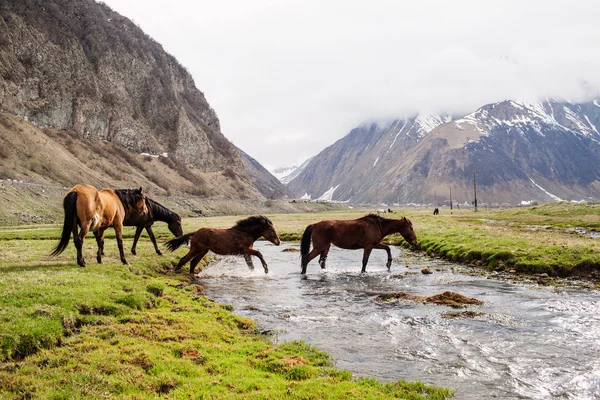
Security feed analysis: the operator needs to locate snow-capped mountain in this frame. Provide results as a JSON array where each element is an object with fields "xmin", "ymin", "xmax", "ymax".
[
  {"xmin": 271, "ymin": 157, "xmax": 313, "ymax": 184},
  {"xmin": 288, "ymin": 100, "xmax": 600, "ymax": 204},
  {"xmin": 287, "ymin": 113, "xmax": 453, "ymax": 202}
]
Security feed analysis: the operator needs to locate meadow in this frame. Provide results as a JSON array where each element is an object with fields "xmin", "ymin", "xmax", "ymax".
[
  {"xmin": 1, "ymin": 202, "xmax": 599, "ymax": 398},
  {"xmin": 0, "ymin": 213, "xmax": 452, "ymax": 399}
]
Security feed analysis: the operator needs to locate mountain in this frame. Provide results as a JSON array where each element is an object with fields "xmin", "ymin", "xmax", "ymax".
[
  {"xmin": 288, "ymin": 100, "xmax": 600, "ymax": 204},
  {"xmin": 0, "ymin": 0, "xmax": 264, "ymax": 198},
  {"xmin": 238, "ymin": 149, "xmax": 291, "ymax": 199},
  {"xmin": 287, "ymin": 113, "xmax": 453, "ymax": 202},
  {"xmin": 271, "ymin": 157, "xmax": 313, "ymax": 184}
]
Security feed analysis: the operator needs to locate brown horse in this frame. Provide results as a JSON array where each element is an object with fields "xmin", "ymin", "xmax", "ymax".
[
  {"xmin": 300, "ymin": 214, "xmax": 418, "ymax": 274},
  {"xmin": 124, "ymin": 197, "xmax": 183, "ymax": 256},
  {"xmin": 165, "ymin": 215, "xmax": 280, "ymax": 274},
  {"xmin": 51, "ymin": 184, "xmax": 147, "ymax": 266}
]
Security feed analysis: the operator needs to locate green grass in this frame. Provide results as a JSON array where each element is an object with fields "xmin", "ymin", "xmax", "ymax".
[
  {"xmin": 385, "ymin": 203, "xmax": 600, "ymax": 277},
  {"xmin": 0, "ymin": 224, "xmax": 452, "ymax": 399}
]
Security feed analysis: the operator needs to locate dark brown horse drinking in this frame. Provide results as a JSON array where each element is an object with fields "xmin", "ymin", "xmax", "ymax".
[
  {"xmin": 165, "ymin": 215, "xmax": 280, "ymax": 274},
  {"xmin": 124, "ymin": 197, "xmax": 183, "ymax": 256},
  {"xmin": 300, "ymin": 214, "xmax": 418, "ymax": 274},
  {"xmin": 51, "ymin": 184, "xmax": 147, "ymax": 267}
]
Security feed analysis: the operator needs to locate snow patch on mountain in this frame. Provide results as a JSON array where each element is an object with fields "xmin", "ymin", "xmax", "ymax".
[
  {"xmin": 529, "ymin": 178, "xmax": 563, "ymax": 201},
  {"xmin": 317, "ymin": 185, "xmax": 340, "ymax": 201},
  {"xmin": 414, "ymin": 113, "xmax": 452, "ymax": 136},
  {"xmin": 389, "ymin": 121, "xmax": 408, "ymax": 149}
]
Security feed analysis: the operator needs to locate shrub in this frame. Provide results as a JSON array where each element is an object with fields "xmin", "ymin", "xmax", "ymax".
[{"xmin": 222, "ymin": 167, "xmax": 237, "ymax": 180}]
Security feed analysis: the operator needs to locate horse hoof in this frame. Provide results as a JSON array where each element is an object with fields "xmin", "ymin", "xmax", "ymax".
[
  {"xmin": 157, "ymin": 251, "xmax": 163, "ymax": 256},
  {"xmin": 131, "ymin": 250, "xmax": 137, "ymax": 256}
]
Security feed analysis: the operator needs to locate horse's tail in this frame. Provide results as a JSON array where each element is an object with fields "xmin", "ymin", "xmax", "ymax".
[
  {"xmin": 300, "ymin": 224, "xmax": 314, "ymax": 263},
  {"xmin": 164, "ymin": 232, "xmax": 194, "ymax": 252},
  {"xmin": 51, "ymin": 192, "xmax": 77, "ymax": 257}
]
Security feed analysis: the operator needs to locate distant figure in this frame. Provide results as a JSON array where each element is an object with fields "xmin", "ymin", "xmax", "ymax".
[
  {"xmin": 433, "ymin": 208, "xmax": 439, "ymax": 215},
  {"xmin": 388, "ymin": 208, "xmax": 394, "ymax": 213}
]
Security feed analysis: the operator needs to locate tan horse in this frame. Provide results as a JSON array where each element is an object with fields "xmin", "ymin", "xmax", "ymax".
[
  {"xmin": 165, "ymin": 215, "xmax": 280, "ymax": 274},
  {"xmin": 51, "ymin": 184, "xmax": 147, "ymax": 266},
  {"xmin": 300, "ymin": 214, "xmax": 418, "ymax": 274}
]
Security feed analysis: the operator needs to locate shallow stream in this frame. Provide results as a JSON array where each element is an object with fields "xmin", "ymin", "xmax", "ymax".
[{"xmin": 198, "ymin": 242, "xmax": 600, "ymax": 399}]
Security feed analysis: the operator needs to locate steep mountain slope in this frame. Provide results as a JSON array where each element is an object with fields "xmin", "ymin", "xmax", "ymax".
[
  {"xmin": 289, "ymin": 100, "xmax": 600, "ymax": 204},
  {"xmin": 238, "ymin": 148, "xmax": 291, "ymax": 199},
  {"xmin": 0, "ymin": 113, "xmax": 262, "ymax": 200},
  {"xmin": 0, "ymin": 0, "xmax": 263, "ymax": 198},
  {"xmin": 287, "ymin": 114, "xmax": 452, "ymax": 201}
]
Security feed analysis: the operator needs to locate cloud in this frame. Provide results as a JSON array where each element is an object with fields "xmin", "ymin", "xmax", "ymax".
[{"xmin": 103, "ymin": 0, "xmax": 600, "ymax": 169}]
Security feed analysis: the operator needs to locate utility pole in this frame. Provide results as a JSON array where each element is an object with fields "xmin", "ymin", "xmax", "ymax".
[
  {"xmin": 473, "ymin": 168, "xmax": 478, "ymax": 212},
  {"xmin": 449, "ymin": 185, "xmax": 453, "ymax": 211}
]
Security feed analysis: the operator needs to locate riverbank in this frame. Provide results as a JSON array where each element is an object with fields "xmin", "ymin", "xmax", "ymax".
[{"xmin": 0, "ymin": 227, "xmax": 452, "ymax": 399}]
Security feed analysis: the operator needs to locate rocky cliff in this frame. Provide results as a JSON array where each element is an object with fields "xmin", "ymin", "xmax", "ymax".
[{"xmin": 0, "ymin": 0, "xmax": 253, "ymax": 187}]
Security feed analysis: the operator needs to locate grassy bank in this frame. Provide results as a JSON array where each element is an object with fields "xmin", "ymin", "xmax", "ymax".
[{"xmin": 0, "ymin": 226, "xmax": 452, "ymax": 399}]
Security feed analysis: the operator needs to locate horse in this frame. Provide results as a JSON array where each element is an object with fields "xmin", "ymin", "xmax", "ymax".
[
  {"xmin": 51, "ymin": 184, "xmax": 147, "ymax": 267},
  {"xmin": 165, "ymin": 215, "xmax": 280, "ymax": 274},
  {"xmin": 433, "ymin": 208, "xmax": 439, "ymax": 215},
  {"xmin": 300, "ymin": 214, "xmax": 418, "ymax": 274},
  {"xmin": 123, "ymin": 197, "xmax": 183, "ymax": 256}
]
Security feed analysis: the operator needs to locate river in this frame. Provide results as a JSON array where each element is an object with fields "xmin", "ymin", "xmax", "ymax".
[{"xmin": 198, "ymin": 242, "xmax": 600, "ymax": 399}]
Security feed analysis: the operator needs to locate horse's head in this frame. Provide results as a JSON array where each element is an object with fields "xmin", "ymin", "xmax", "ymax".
[
  {"xmin": 132, "ymin": 187, "xmax": 148, "ymax": 216},
  {"xmin": 168, "ymin": 214, "xmax": 184, "ymax": 237},
  {"xmin": 399, "ymin": 217, "xmax": 418, "ymax": 247},
  {"xmin": 262, "ymin": 219, "xmax": 281, "ymax": 246}
]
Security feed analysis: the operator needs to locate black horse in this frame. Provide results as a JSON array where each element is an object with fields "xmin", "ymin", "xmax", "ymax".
[{"xmin": 124, "ymin": 197, "xmax": 183, "ymax": 255}]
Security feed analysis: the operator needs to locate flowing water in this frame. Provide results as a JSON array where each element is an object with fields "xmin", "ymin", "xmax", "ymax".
[{"xmin": 198, "ymin": 242, "xmax": 600, "ymax": 399}]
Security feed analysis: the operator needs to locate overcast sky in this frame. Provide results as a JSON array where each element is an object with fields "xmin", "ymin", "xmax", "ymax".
[{"xmin": 103, "ymin": 0, "xmax": 600, "ymax": 170}]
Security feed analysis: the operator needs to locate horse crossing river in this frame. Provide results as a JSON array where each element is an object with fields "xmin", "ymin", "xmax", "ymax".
[{"xmin": 197, "ymin": 242, "xmax": 600, "ymax": 399}]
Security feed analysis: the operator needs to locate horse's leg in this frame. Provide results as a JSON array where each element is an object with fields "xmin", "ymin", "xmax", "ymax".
[
  {"xmin": 318, "ymin": 244, "xmax": 331, "ymax": 269},
  {"xmin": 131, "ymin": 225, "xmax": 143, "ymax": 255},
  {"xmin": 245, "ymin": 249, "xmax": 269, "ymax": 274},
  {"xmin": 301, "ymin": 248, "xmax": 322, "ymax": 274},
  {"xmin": 174, "ymin": 248, "xmax": 201, "ymax": 272},
  {"xmin": 361, "ymin": 246, "xmax": 373, "ymax": 273},
  {"xmin": 243, "ymin": 254, "xmax": 254, "ymax": 270},
  {"xmin": 94, "ymin": 228, "xmax": 106, "ymax": 264},
  {"xmin": 76, "ymin": 223, "xmax": 90, "ymax": 267},
  {"xmin": 72, "ymin": 220, "xmax": 85, "ymax": 267},
  {"xmin": 146, "ymin": 226, "xmax": 162, "ymax": 256},
  {"xmin": 189, "ymin": 249, "xmax": 208, "ymax": 274},
  {"xmin": 374, "ymin": 243, "xmax": 393, "ymax": 270},
  {"xmin": 113, "ymin": 223, "xmax": 128, "ymax": 265}
]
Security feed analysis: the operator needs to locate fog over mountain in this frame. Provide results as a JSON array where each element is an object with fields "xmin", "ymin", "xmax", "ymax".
[{"xmin": 101, "ymin": 0, "xmax": 600, "ymax": 169}]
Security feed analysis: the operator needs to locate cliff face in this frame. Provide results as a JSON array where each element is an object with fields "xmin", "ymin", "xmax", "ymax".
[{"xmin": 0, "ymin": 0, "xmax": 242, "ymax": 173}]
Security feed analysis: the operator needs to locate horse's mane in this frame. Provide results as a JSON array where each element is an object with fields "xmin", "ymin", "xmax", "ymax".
[
  {"xmin": 360, "ymin": 213, "xmax": 385, "ymax": 223},
  {"xmin": 114, "ymin": 188, "xmax": 144, "ymax": 210},
  {"xmin": 146, "ymin": 197, "xmax": 179, "ymax": 222},
  {"xmin": 235, "ymin": 215, "xmax": 273, "ymax": 232}
]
